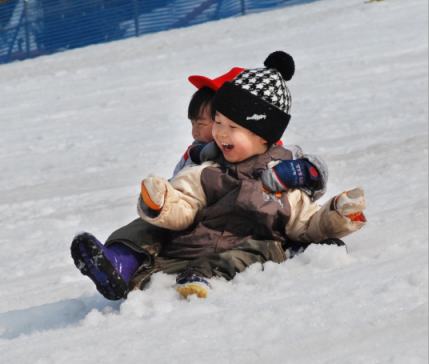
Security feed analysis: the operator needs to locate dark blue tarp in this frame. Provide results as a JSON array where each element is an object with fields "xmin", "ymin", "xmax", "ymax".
[{"xmin": 0, "ymin": 0, "xmax": 319, "ymax": 64}]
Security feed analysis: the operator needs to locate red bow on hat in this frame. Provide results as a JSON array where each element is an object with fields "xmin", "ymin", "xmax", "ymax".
[{"xmin": 188, "ymin": 67, "xmax": 245, "ymax": 91}]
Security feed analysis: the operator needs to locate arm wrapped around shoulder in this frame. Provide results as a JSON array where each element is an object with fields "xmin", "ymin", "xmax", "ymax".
[{"xmin": 137, "ymin": 164, "xmax": 210, "ymax": 231}]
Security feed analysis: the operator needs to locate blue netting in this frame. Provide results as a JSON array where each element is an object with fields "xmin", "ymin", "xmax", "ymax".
[{"xmin": 0, "ymin": 0, "xmax": 319, "ymax": 64}]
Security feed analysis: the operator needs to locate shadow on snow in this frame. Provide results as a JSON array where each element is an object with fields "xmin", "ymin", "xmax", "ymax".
[{"xmin": 0, "ymin": 295, "xmax": 121, "ymax": 340}]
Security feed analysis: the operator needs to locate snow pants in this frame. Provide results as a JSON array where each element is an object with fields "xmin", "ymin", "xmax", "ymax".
[
  {"xmin": 105, "ymin": 218, "xmax": 169, "ymax": 256},
  {"xmin": 129, "ymin": 238, "xmax": 287, "ymax": 290},
  {"xmin": 105, "ymin": 218, "xmax": 287, "ymax": 291}
]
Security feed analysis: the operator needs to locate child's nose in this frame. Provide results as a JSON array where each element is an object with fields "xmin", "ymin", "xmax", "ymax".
[{"xmin": 217, "ymin": 127, "xmax": 227, "ymax": 137}]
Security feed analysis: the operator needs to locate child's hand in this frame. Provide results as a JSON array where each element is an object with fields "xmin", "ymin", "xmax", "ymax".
[
  {"xmin": 199, "ymin": 142, "xmax": 221, "ymax": 163},
  {"xmin": 261, "ymin": 155, "xmax": 328, "ymax": 200},
  {"xmin": 334, "ymin": 187, "xmax": 366, "ymax": 222},
  {"xmin": 188, "ymin": 142, "xmax": 220, "ymax": 164},
  {"xmin": 273, "ymin": 159, "xmax": 320, "ymax": 188},
  {"xmin": 188, "ymin": 143, "xmax": 206, "ymax": 164},
  {"xmin": 140, "ymin": 176, "xmax": 167, "ymax": 211}
]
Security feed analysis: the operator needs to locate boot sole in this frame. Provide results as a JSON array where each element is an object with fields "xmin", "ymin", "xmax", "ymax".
[
  {"xmin": 71, "ymin": 233, "xmax": 129, "ymax": 300},
  {"xmin": 176, "ymin": 282, "xmax": 209, "ymax": 299}
]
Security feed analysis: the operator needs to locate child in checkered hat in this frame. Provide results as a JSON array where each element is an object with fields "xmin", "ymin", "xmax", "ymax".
[{"xmin": 135, "ymin": 51, "xmax": 366, "ymax": 298}]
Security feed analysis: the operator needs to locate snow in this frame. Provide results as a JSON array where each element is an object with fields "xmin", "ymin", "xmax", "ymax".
[{"xmin": 0, "ymin": 0, "xmax": 427, "ymax": 362}]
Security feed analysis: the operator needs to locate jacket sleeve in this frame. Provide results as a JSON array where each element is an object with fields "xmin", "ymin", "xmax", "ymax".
[
  {"xmin": 137, "ymin": 162, "xmax": 216, "ymax": 231},
  {"xmin": 286, "ymin": 189, "xmax": 365, "ymax": 242},
  {"xmin": 172, "ymin": 146, "xmax": 195, "ymax": 178}
]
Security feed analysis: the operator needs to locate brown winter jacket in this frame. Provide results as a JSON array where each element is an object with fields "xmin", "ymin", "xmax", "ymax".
[
  {"xmin": 159, "ymin": 146, "xmax": 293, "ymax": 258},
  {"xmin": 137, "ymin": 145, "xmax": 365, "ymax": 259}
]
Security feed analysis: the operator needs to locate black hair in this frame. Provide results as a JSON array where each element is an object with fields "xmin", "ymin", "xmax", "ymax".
[{"xmin": 187, "ymin": 87, "xmax": 216, "ymax": 121}]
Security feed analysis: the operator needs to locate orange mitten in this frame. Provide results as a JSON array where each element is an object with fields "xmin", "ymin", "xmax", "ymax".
[
  {"xmin": 334, "ymin": 187, "xmax": 367, "ymax": 222},
  {"xmin": 140, "ymin": 176, "xmax": 166, "ymax": 212}
]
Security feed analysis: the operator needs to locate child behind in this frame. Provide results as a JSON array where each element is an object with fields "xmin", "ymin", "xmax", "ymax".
[{"xmin": 172, "ymin": 67, "xmax": 244, "ymax": 176}]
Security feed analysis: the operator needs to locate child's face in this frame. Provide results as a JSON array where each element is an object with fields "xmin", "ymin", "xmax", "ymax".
[
  {"xmin": 191, "ymin": 105, "xmax": 214, "ymax": 143},
  {"xmin": 212, "ymin": 112, "xmax": 268, "ymax": 163}
]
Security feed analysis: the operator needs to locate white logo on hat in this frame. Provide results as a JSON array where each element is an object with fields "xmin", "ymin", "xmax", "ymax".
[{"xmin": 246, "ymin": 114, "xmax": 266, "ymax": 121}]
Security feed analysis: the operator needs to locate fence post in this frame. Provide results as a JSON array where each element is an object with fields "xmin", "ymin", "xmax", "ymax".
[
  {"xmin": 240, "ymin": 0, "xmax": 246, "ymax": 15},
  {"xmin": 23, "ymin": 0, "xmax": 30, "ymax": 57},
  {"xmin": 133, "ymin": 0, "xmax": 140, "ymax": 36}
]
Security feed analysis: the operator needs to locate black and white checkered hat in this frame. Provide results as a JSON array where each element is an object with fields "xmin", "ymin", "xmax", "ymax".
[
  {"xmin": 214, "ymin": 51, "xmax": 295, "ymax": 144},
  {"xmin": 233, "ymin": 67, "xmax": 292, "ymax": 114}
]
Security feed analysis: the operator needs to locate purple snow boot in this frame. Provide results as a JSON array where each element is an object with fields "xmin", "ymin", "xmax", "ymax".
[{"xmin": 71, "ymin": 232, "xmax": 143, "ymax": 300}]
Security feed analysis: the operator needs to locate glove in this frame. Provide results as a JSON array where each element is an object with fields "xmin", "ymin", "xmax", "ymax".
[
  {"xmin": 199, "ymin": 141, "xmax": 221, "ymax": 162},
  {"xmin": 188, "ymin": 143, "xmax": 206, "ymax": 164},
  {"xmin": 333, "ymin": 187, "xmax": 366, "ymax": 222},
  {"xmin": 140, "ymin": 176, "xmax": 166, "ymax": 213},
  {"xmin": 261, "ymin": 154, "xmax": 328, "ymax": 201},
  {"xmin": 188, "ymin": 142, "xmax": 221, "ymax": 164},
  {"xmin": 262, "ymin": 159, "xmax": 321, "ymax": 194},
  {"xmin": 273, "ymin": 159, "xmax": 321, "ymax": 188},
  {"xmin": 301, "ymin": 154, "xmax": 328, "ymax": 200}
]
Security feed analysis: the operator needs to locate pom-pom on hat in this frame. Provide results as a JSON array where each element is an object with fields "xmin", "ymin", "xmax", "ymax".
[
  {"xmin": 188, "ymin": 67, "xmax": 245, "ymax": 91},
  {"xmin": 214, "ymin": 51, "xmax": 295, "ymax": 145}
]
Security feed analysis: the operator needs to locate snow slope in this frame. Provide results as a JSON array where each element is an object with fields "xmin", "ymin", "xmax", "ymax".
[{"xmin": 0, "ymin": 0, "xmax": 427, "ymax": 362}]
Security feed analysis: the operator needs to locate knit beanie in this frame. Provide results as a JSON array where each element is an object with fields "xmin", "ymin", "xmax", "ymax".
[{"xmin": 213, "ymin": 51, "xmax": 295, "ymax": 145}]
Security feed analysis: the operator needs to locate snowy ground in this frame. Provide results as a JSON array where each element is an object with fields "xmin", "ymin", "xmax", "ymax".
[{"xmin": 0, "ymin": 0, "xmax": 427, "ymax": 363}]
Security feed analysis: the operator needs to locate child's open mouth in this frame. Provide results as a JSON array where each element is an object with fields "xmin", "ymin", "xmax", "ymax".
[{"xmin": 221, "ymin": 143, "xmax": 234, "ymax": 151}]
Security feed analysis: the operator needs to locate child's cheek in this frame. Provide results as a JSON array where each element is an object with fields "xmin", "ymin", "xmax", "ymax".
[{"xmin": 205, "ymin": 127, "xmax": 213, "ymax": 141}]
